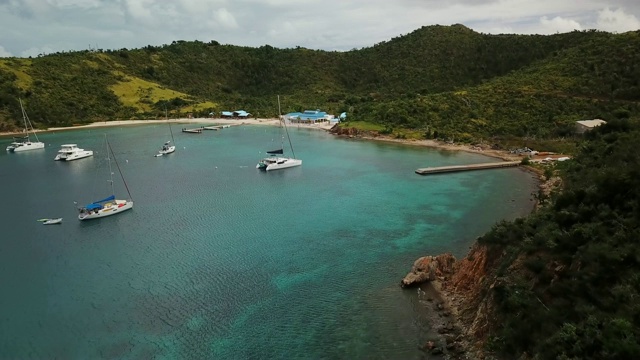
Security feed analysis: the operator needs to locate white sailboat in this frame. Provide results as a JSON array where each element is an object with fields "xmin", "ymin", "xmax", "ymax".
[
  {"xmin": 256, "ymin": 95, "xmax": 302, "ymax": 171},
  {"xmin": 6, "ymin": 99, "xmax": 45, "ymax": 152},
  {"xmin": 77, "ymin": 135, "xmax": 133, "ymax": 220},
  {"xmin": 155, "ymin": 107, "xmax": 176, "ymax": 157}
]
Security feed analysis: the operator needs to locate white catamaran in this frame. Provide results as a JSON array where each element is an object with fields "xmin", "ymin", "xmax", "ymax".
[
  {"xmin": 256, "ymin": 95, "xmax": 302, "ymax": 171},
  {"xmin": 54, "ymin": 144, "xmax": 93, "ymax": 161},
  {"xmin": 77, "ymin": 135, "xmax": 133, "ymax": 220},
  {"xmin": 6, "ymin": 99, "xmax": 45, "ymax": 152}
]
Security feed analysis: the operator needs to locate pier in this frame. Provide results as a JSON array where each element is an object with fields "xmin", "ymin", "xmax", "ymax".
[
  {"xmin": 415, "ymin": 161, "xmax": 521, "ymax": 175},
  {"xmin": 182, "ymin": 127, "xmax": 203, "ymax": 134}
]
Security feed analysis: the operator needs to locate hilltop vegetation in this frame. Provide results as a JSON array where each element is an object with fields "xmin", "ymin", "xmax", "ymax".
[{"xmin": 0, "ymin": 24, "xmax": 639, "ymax": 143}]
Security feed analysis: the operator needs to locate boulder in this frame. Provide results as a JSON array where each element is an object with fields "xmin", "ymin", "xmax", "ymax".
[{"xmin": 401, "ymin": 253, "xmax": 456, "ymax": 287}]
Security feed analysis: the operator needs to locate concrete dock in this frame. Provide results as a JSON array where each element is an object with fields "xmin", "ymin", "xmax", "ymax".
[{"xmin": 415, "ymin": 161, "xmax": 521, "ymax": 175}]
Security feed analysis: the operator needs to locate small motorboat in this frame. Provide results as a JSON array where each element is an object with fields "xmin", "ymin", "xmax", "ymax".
[{"xmin": 42, "ymin": 218, "xmax": 63, "ymax": 225}]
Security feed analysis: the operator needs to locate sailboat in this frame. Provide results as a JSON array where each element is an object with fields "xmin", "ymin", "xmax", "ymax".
[
  {"xmin": 256, "ymin": 95, "xmax": 302, "ymax": 171},
  {"xmin": 6, "ymin": 98, "xmax": 45, "ymax": 152},
  {"xmin": 155, "ymin": 107, "xmax": 176, "ymax": 157},
  {"xmin": 77, "ymin": 135, "xmax": 133, "ymax": 220}
]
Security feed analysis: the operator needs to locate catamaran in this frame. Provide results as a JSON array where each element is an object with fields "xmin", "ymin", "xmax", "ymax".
[
  {"xmin": 77, "ymin": 135, "xmax": 133, "ymax": 220},
  {"xmin": 6, "ymin": 99, "xmax": 45, "ymax": 152},
  {"xmin": 257, "ymin": 95, "xmax": 302, "ymax": 171},
  {"xmin": 54, "ymin": 144, "xmax": 93, "ymax": 161}
]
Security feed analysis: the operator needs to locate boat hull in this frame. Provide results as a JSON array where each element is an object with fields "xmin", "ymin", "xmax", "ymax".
[
  {"xmin": 43, "ymin": 218, "xmax": 63, "ymax": 225},
  {"xmin": 78, "ymin": 200, "xmax": 134, "ymax": 221},
  {"xmin": 55, "ymin": 150, "xmax": 93, "ymax": 161},
  {"xmin": 9, "ymin": 142, "xmax": 45, "ymax": 152},
  {"xmin": 155, "ymin": 146, "xmax": 176, "ymax": 157}
]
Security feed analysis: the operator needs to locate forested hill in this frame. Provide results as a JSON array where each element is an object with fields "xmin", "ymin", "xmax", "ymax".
[
  {"xmin": 476, "ymin": 118, "xmax": 640, "ymax": 358},
  {"xmin": 0, "ymin": 24, "xmax": 639, "ymax": 140}
]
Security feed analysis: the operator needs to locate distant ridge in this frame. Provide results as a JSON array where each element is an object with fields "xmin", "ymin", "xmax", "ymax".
[{"xmin": 0, "ymin": 24, "xmax": 638, "ymax": 140}]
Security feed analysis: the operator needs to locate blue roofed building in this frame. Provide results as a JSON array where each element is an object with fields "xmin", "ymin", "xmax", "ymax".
[
  {"xmin": 284, "ymin": 109, "xmax": 336, "ymax": 123},
  {"xmin": 220, "ymin": 110, "xmax": 252, "ymax": 118},
  {"xmin": 233, "ymin": 110, "xmax": 251, "ymax": 118}
]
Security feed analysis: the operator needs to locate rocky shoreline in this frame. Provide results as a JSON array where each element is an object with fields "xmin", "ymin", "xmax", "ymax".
[
  {"xmin": 400, "ymin": 246, "xmax": 498, "ymax": 359},
  {"xmin": 328, "ymin": 127, "xmax": 562, "ymax": 359},
  {"xmin": 397, "ymin": 177, "xmax": 560, "ymax": 360}
]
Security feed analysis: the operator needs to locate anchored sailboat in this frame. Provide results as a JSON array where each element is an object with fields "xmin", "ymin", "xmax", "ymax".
[
  {"xmin": 6, "ymin": 98, "xmax": 45, "ymax": 152},
  {"xmin": 256, "ymin": 95, "xmax": 302, "ymax": 171},
  {"xmin": 155, "ymin": 107, "xmax": 176, "ymax": 157},
  {"xmin": 77, "ymin": 135, "xmax": 133, "ymax": 220}
]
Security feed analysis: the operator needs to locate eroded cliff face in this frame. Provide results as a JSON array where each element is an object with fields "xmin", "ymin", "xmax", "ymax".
[
  {"xmin": 330, "ymin": 126, "xmax": 380, "ymax": 138},
  {"xmin": 402, "ymin": 243, "xmax": 504, "ymax": 359}
]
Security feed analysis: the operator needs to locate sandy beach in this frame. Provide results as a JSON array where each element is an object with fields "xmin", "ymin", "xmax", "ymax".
[
  {"xmin": 3, "ymin": 116, "xmax": 550, "ymax": 162},
  {"xmin": 0, "ymin": 117, "xmax": 335, "ymax": 136}
]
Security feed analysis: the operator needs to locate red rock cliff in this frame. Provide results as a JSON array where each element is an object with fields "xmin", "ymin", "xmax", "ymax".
[{"xmin": 402, "ymin": 243, "xmax": 504, "ymax": 358}]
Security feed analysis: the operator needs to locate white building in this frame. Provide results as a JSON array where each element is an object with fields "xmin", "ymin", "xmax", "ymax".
[{"xmin": 575, "ymin": 119, "xmax": 606, "ymax": 134}]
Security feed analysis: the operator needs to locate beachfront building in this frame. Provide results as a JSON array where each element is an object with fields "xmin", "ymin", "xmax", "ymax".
[
  {"xmin": 233, "ymin": 110, "xmax": 251, "ymax": 118},
  {"xmin": 220, "ymin": 110, "xmax": 252, "ymax": 119},
  {"xmin": 575, "ymin": 119, "xmax": 606, "ymax": 134},
  {"xmin": 285, "ymin": 109, "xmax": 336, "ymax": 124}
]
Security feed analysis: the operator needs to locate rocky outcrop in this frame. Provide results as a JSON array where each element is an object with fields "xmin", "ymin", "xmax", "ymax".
[
  {"xmin": 400, "ymin": 253, "xmax": 456, "ymax": 287},
  {"xmin": 329, "ymin": 126, "xmax": 379, "ymax": 138},
  {"xmin": 402, "ymin": 243, "xmax": 503, "ymax": 359}
]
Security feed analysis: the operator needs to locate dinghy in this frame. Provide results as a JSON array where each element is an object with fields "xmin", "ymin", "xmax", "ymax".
[{"xmin": 43, "ymin": 218, "xmax": 63, "ymax": 225}]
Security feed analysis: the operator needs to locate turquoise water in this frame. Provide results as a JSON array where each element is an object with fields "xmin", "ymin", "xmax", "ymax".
[{"xmin": 0, "ymin": 124, "xmax": 537, "ymax": 359}]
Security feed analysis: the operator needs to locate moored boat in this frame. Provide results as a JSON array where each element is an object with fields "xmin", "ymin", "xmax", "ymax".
[
  {"xmin": 77, "ymin": 135, "xmax": 134, "ymax": 221},
  {"xmin": 257, "ymin": 96, "xmax": 302, "ymax": 171},
  {"xmin": 54, "ymin": 144, "xmax": 93, "ymax": 161},
  {"xmin": 155, "ymin": 141, "xmax": 176, "ymax": 157},
  {"xmin": 43, "ymin": 218, "xmax": 63, "ymax": 225},
  {"xmin": 6, "ymin": 99, "xmax": 45, "ymax": 153}
]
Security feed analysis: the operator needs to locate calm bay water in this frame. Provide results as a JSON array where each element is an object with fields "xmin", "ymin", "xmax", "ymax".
[{"xmin": 0, "ymin": 124, "xmax": 537, "ymax": 359}]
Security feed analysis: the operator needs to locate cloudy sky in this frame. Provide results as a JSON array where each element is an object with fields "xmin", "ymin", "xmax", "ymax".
[{"xmin": 1, "ymin": 0, "xmax": 639, "ymax": 58}]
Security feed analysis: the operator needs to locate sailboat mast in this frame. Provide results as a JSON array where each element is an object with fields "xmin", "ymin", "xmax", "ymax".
[
  {"xmin": 104, "ymin": 135, "xmax": 115, "ymax": 195},
  {"xmin": 277, "ymin": 95, "xmax": 284, "ymax": 150},
  {"xmin": 19, "ymin": 98, "xmax": 41, "ymax": 142},
  {"xmin": 166, "ymin": 105, "xmax": 175, "ymax": 144},
  {"xmin": 107, "ymin": 136, "xmax": 133, "ymax": 200},
  {"xmin": 19, "ymin": 98, "xmax": 28, "ymax": 134},
  {"xmin": 278, "ymin": 95, "xmax": 297, "ymax": 159}
]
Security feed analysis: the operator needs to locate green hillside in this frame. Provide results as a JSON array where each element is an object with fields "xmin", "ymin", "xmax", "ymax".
[{"xmin": 0, "ymin": 25, "xmax": 639, "ymax": 143}]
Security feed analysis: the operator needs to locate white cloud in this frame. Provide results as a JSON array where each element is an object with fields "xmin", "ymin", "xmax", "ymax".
[
  {"xmin": 596, "ymin": 7, "xmax": 640, "ymax": 32},
  {"xmin": 539, "ymin": 15, "xmax": 583, "ymax": 33},
  {"xmin": 0, "ymin": 1, "xmax": 638, "ymax": 56},
  {"xmin": 0, "ymin": 45, "xmax": 13, "ymax": 57},
  {"xmin": 20, "ymin": 46, "xmax": 56, "ymax": 58},
  {"xmin": 213, "ymin": 8, "xmax": 238, "ymax": 30}
]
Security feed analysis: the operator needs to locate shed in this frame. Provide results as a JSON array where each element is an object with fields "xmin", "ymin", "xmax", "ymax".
[{"xmin": 575, "ymin": 119, "xmax": 606, "ymax": 134}]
